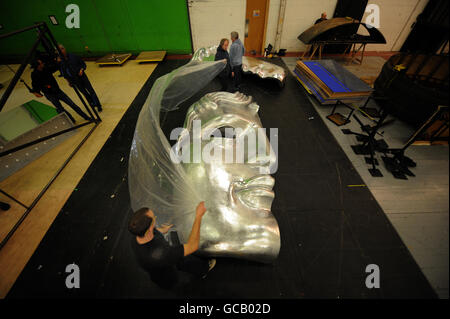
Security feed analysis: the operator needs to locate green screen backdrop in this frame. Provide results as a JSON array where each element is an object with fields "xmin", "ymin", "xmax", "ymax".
[{"xmin": 0, "ymin": 0, "xmax": 192, "ymax": 57}]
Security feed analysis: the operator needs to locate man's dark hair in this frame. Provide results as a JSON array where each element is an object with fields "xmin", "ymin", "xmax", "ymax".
[{"xmin": 128, "ymin": 207, "xmax": 153, "ymax": 237}]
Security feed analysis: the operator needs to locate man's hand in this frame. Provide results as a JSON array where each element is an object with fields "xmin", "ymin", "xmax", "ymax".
[
  {"xmin": 33, "ymin": 92, "xmax": 43, "ymax": 98},
  {"xmin": 56, "ymin": 56, "xmax": 62, "ymax": 63},
  {"xmin": 157, "ymin": 223, "xmax": 173, "ymax": 234},
  {"xmin": 78, "ymin": 69, "xmax": 84, "ymax": 76},
  {"xmin": 184, "ymin": 201, "xmax": 207, "ymax": 256},
  {"xmin": 232, "ymin": 72, "xmax": 235, "ymax": 77},
  {"xmin": 196, "ymin": 201, "xmax": 207, "ymax": 218}
]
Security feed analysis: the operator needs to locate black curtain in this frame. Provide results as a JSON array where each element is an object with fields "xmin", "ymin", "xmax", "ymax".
[
  {"xmin": 333, "ymin": 0, "xmax": 369, "ymax": 20},
  {"xmin": 326, "ymin": 0, "xmax": 369, "ymax": 53},
  {"xmin": 401, "ymin": 0, "xmax": 449, "ymax": 54}
]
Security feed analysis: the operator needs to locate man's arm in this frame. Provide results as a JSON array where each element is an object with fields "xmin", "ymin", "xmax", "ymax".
[
  {"xmin": 229, "ymin": 44, "xmax": 236, "ymax": 66},
  {"xmin": 183, "ymin": 201, "xmax": 207, "ymax": 256}
]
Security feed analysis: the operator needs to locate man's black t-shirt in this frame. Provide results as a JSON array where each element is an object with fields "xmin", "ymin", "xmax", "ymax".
[
  {"xmin": 31, "ymin": 63, "xmax": 61, "ymax": 95},
  {"xmin": 131, "ymin": 229, "xmax": 184, "ymax": 287}
]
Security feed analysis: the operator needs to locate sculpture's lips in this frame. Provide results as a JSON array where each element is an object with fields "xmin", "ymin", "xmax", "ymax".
[
  {"xmin": 236, "ymin": 186, "xmax": 275, "ymax": 211},
  {"xmin": 232, "ymin": 174, "xmax": 275, "ymax": 211}
]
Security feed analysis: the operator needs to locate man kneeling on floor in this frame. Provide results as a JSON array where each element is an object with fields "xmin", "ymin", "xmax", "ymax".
[{"xmin": 129, "ymin": 201, "xmax": 216, "ymax": 289}]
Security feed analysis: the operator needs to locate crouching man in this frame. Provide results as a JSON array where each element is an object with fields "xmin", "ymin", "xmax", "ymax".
[{"xmin": 128, "ymin": 201, "xmax": 216, "ymax": 289}]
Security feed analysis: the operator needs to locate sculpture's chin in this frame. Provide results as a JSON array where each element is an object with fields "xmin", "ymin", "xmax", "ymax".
[{"xmin": 197, "ymin": 222, "xmax": 281, "ymax": 264}]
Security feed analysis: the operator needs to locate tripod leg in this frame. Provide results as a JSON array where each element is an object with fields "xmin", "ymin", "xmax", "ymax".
[{"xmin": 367, "ymin": 135, "xmax": 382, "ymax": 176}]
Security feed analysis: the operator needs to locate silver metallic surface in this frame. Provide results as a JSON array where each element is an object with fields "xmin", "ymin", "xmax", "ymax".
[
  {"xmin": 128, "ymin": 53, "xmax": 280, "ymax": 263},
  {"xmin": 242, "ymin": 56, "xmax": 286, "ymax": 83},
  {"xmin": 174, "ymin": 92, "xmax": 280, "ymax": 263}
]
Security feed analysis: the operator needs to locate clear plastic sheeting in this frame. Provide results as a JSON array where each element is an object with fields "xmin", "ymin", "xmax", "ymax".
[
  {"xmin": 128, "ymin": 56, "xmax": 225, "ymax": 219},
  {"xmin": 191, "ymin": 45, "xmax": 217, "ymax": 62},
  {"xmin": 128, "ymin": 50, "xmax": 280, "ymax": 263}
]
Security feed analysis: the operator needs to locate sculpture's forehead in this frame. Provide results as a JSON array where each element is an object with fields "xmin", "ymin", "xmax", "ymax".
[{"xmin": 185, "ymin": 92, "xmax": 262, "ymax": 128}]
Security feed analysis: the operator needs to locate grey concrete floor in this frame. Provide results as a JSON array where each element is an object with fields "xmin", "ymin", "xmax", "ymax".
[{"xmin": 282, "ymin": 56, "xmax": 449, "ymax": 298}]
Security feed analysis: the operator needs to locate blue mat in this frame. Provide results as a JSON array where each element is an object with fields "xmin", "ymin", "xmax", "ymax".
[
  {"xmin": 303, "ymin": 61, "xmax": 352, "ymax": 93},
  {"xmin": 303, "ymin": 60, "xmax": 373, "ymax": 94},
  {"xmin": 294, "ymin": 69, "xmax": 366, "ymax": 105}
]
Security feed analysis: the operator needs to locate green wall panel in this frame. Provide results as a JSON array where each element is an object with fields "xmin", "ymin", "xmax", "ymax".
[{"xmin": 0, "ymin": 0, "xmax": 192, "ymax": 57}]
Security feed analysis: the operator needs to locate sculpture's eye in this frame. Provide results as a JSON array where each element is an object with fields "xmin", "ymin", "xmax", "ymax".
[{"xmin": 210, "ymin": 126, "xmax": 236, "ymax": 139}]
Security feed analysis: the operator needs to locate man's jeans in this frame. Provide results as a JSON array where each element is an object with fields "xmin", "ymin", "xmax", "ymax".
[
  {"xmin": 75, "ymin": 73, "xmax": 101, "ymax": 109},
  {"xmin": 45, "ymin": 90, "xmax": 89, "ymax": 122},
  {"xmin": 232, "ymin": 64, "xmax": 243, "ymax": 90}
]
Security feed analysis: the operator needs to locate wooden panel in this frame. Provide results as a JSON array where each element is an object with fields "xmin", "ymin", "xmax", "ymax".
[
  {"xmin": 135, "ymin": 51, "xmax": 167, "ymax": 63},
  {"xmin": 298, "ymin": 17, "xmax": 358, "ymax": 44},
  {"xmin": 96, "ymin": 53, "xmax": 132, "ymax": 65}
]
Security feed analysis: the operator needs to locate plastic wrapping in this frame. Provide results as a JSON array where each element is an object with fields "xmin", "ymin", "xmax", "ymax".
[{"xmin": 129, "ymin": 57, "xmax": 226, "ymax": 216}]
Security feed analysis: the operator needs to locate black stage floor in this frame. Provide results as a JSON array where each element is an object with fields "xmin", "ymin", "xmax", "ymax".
[{"xmin": 8, "ymin": 59, "xmax": 437, "ymax": 298}]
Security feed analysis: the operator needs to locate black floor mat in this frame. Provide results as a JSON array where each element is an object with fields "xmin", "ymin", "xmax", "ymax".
[{"xmin": 7, "ymin": 58, "xmax": 437, "ymax": 298}]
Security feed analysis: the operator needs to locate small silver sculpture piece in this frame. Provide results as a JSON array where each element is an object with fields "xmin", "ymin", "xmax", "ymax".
[
  {"xmin": 242, "ymin": 56, "xmax": 286, "ymax": 85},
  {"xmin": 192, "ymin": 46, "xmax": 286, "ymax": 86}
]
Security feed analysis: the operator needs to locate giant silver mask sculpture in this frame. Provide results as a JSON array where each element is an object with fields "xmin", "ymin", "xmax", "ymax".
[{"xmin": 128, "ymin": 50, "xmax": 280, "ymax": 263}]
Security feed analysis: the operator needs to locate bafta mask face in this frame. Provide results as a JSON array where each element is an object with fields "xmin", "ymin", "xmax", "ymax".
[
  {"xmin": 171, "ymin": 92, "xmax": 280, "ymax": 263},
  {"xmin": 128, "ymin": 55, "xmax": 280, "ymax": 264}
]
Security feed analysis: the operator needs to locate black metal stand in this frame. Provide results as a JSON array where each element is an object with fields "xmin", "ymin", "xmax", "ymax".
[
  {"xmin": 343, "ymin": 109, "xmax": 390, "ymax": 177},
  {"xmin": 0, "ymin": 22, "xmax": 101, "ymax": 250},
  {"xmin": 327, "ymin": 100, "xmax": 356, "ymax": 126},
  {"xmin": 380, "ymin": 105, "xmax": 448, "ymax": 179}
]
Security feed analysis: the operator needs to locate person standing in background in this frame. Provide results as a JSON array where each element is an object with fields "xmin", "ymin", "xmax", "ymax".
[
  {"xmin": 214, "ymin": 38, "xmax": 232, "ymax": 92},
  {"xmin": 315, "ymin": 12, "xmax": 328, "ymax": 25},
  {"xmin": 229, "ymin": 31, "xmax": 245, "ymax": 92},
  {"xmin": 30, "ymin": 58, "xmax": 89, "ymax": 123},
  {"xmin": 58, "ymin": 44, "xmax": 103, "ymax": 112}
]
